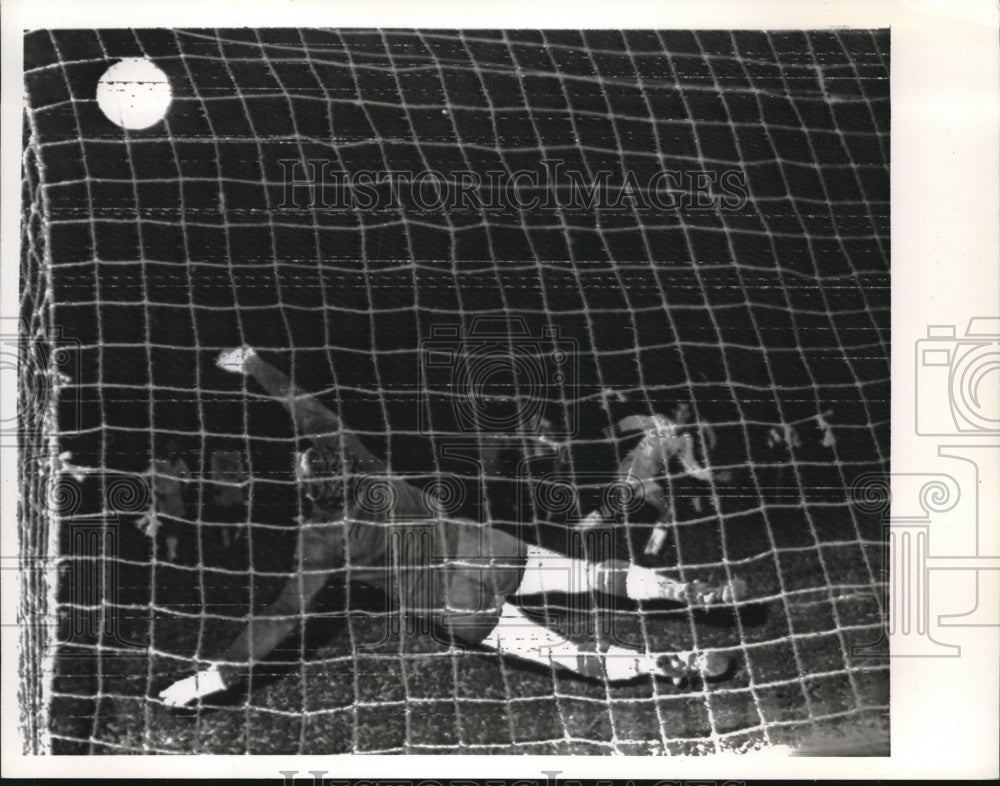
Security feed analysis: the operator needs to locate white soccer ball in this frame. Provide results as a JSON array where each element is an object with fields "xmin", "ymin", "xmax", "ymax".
[{"xmin": 96, "ymin": 58, "xmax": 173, "ymax": 130}]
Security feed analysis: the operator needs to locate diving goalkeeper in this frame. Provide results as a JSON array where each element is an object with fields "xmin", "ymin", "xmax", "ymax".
[{"xmin": 159, "ymin": 347, "xmax": 746, "ymax": 707}]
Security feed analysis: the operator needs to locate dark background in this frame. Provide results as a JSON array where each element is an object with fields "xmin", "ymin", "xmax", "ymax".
[{"xmin": 23, "ymin": 28, "xmax": 889, "ymax": 754}]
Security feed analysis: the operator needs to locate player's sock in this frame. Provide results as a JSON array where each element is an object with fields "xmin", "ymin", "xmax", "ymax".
[
  {"xmin": 216, "ymin": 346, "xmax": 257, "ymax": 375},
  {"xmin": 159, "ymin": 664, "xmax": 227, "ymax": 707},
  {"xmin": 624, "ymin": 563, "xmax": 689, "ymax": 600},
  {"xmin": 482, "ymin": 604, "xmax": 647, "ymax": 682},
  {"xmin": 554, "ymin": 641, "xmax": 652, "ymax": 682},
  {"xmin": 622, "ymin": 564, "xmax": 746, "ymax": 604},
  {"xmin": 513, "ymin": 544, "xmax": 590, "ymax": 597},
  {"xmin": 594, "ymin": 644, "xmax": 652, "ymax": 682},
  {"xmin": 513, "ymin": 547, "xmax": 747, "ymax": 606},
  {"xmin": 581, "ymin": 559, "xmax": 684, "ymax": 601}
]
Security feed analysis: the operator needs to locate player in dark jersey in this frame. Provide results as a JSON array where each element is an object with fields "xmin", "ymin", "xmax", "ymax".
[
  {"xmin": 159, "ymin": 347, "xmax": 745, "ymax": 706},
  {"xmin": 136, "ymin": 444, "xmax": 190, "ymax": 562}
]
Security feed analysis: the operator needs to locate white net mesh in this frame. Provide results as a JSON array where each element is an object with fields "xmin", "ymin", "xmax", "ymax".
[{"xmin": 21, "ymin": 28, "xmax": 889, "ymax": 754}]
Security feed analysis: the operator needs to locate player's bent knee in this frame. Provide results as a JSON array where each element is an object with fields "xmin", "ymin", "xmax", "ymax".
[{"xmin": 430, "ymin": 605, "xmax": 504, "ymax": 648}]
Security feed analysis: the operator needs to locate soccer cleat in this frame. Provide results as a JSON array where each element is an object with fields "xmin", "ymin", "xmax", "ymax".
[
  {"xmin": 216, "ymin": 346, "xmax": 257, "ymax": 375},
  {"xmin": 655, "ymin": 650, "xmax": 731, "ymax": 686}
]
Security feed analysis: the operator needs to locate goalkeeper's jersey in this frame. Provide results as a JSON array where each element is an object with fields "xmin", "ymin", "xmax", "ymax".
[{"xmin": 299, "ymin": 474, "xmax": 528, "ymax": 646}]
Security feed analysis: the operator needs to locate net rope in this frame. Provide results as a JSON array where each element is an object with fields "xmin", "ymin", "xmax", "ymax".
[{"xmin": 21, "ymin": 28, "xmax": 889, "ymax": 754}]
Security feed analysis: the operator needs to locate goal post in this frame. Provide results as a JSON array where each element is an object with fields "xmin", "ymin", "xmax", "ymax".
[{"xmin": 17, "ymin": 129, "xmax": 62, "ymax": 754}]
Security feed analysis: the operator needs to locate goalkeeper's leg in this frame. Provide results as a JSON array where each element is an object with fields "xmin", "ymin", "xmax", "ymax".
[
  {"xmin": 512, "ymin": 543, "xmax": 747, "ymax": 606},
  {"xmin": 480, "ymin": 603, "xmax": 729, "ymax": 684}
]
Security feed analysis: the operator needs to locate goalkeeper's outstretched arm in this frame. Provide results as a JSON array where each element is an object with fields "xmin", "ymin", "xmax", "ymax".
[
  {"xmin": 216, "ymin": 346, "xmax": 383, "ymax": 470},
  {"xmin": 158, "ymin": 513, "xmax": 349, "ymax": 707}
]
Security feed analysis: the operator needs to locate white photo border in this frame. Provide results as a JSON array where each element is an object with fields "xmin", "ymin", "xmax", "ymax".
[{"xmin": 2, "ymin": 0, "xmax": 997, "ymax": 779}]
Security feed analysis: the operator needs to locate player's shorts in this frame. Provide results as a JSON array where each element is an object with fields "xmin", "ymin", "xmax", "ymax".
[
  {"xmin": 303, "ymin": 479, "xmax": 529, "ymax": 648},
  {"xmin": 388, "ymin": 519, "xmax": 529, "ymax": 647}
]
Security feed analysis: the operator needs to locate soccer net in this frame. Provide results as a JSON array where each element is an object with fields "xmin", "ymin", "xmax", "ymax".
[{"xmin": 21, "ymin": 28, "xmax": 890, "ymax": 755}]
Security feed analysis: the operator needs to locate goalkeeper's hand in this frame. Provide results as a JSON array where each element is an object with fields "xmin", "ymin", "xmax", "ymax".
[{"xmin": 159, "ymin": 664, "xmax": 227, "ymax": 707}]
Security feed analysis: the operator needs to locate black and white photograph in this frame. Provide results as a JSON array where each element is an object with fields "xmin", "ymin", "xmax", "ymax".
[
  {"xmin": 3, "ymin": 4, "xmax": 993, "ymax": 772},
  {"xmin": 15, "ymin": 25, "xmax": 893, "ymax": 757}
]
